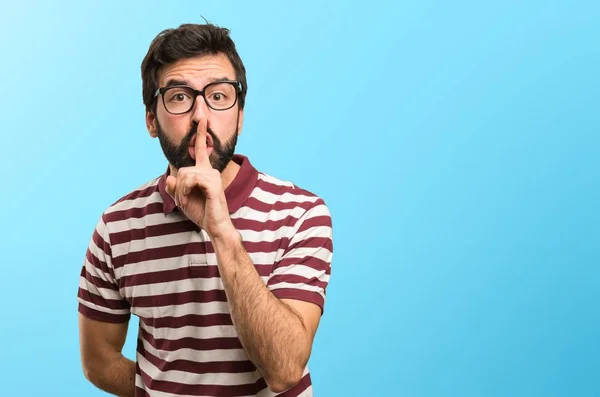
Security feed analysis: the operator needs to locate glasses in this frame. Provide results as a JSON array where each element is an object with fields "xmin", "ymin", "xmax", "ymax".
[{"xmin": 154, "ymin": 80, "xmax": 242, "ymax": 114}]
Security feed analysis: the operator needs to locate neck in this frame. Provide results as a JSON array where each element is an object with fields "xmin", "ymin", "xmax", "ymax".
[{"xmin": 219, "ymin": 158, "xmax": 242, "ymax": 190}]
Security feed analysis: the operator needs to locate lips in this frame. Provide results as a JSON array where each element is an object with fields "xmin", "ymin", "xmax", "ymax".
[{"xmin": 188, "ymin": 133, "xmax": 213, "ymax": 160}]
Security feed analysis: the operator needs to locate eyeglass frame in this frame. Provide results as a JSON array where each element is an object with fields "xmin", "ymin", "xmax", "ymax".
[{"xmin": 153, "ymin": 80, "xmax": 243, "ymax": 114}]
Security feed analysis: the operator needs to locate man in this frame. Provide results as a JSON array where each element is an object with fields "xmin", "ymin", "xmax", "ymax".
[{"xmin": 77, "ymin": 23, "xmax": 333, "ymax": 397}]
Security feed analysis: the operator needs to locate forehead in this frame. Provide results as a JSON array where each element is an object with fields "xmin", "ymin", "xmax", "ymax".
[{"xmin": 158, "ymin": 53, "xmax": 236, "ymax": 87}]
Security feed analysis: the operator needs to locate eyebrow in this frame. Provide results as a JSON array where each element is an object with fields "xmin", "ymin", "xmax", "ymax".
[
  {"xmin": 163, "ymin": 77, "xmax": 233, "ymax": 88},
  {"xmin": 163, "ymin": 78, "xmax": 190, "ymax": 87}
]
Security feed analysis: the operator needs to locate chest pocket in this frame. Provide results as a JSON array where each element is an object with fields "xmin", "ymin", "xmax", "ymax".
[
  {"xmin": 152, "ymin": 233, "xmax": 227, "ymax": 342},
  {"xmin": 123, "ymin": 229, "xmax": 217, "ymax": 322}
]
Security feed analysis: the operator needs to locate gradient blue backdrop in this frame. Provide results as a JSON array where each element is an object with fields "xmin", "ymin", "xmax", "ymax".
[{"xmin": 1, "ymin": 1, "xmax": 598, "ymax": 396}]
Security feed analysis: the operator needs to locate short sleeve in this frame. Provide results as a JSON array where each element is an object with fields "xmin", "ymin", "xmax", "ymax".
[
  {"xmin": 77, "ymin": 216, "xmax": 131, "ymax": 323},
  {"xmin": 267, "ymin": 199, "xmax": 333, "ymax": 314}
]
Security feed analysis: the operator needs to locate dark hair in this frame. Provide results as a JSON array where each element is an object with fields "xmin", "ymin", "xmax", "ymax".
[{"xmin": 141, "ymin": 23, "xmax": 247, "ymax": 113}]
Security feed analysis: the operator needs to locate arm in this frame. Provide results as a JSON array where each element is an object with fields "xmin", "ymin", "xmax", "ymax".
[
  {"xmin": 212, "ymin": 231, "xmax": 322, "ymax": 393},
  {"xmin": 79, "ymin": 314, "xmax": 136, "ymax": 397},
  {"xmin": 77, "ymin": 215, "xmax": 134, "ymax": 396},
  {"xmin": 164, "ymin": 119, "xmax": 333, "ymax": 392}
]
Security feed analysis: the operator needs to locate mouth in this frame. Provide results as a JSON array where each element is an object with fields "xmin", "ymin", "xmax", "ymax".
[{"xmin": 189, "ymin": 133, "xmax": 214, "ymax": 160}]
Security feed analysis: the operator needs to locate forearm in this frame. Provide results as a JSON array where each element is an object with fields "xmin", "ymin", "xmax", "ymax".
[
  {"xmin": 212, "ymin": 230, "xmax": 310, "ymax": 391},
  {"xmin": 85, "ymin": 354, "xmax": 136, "ymax": 397}
]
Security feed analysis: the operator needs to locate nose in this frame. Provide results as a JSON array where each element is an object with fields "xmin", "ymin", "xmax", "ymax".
[{"xmin": 190, "ymin": 93, "xmax": 210, "ymax": 122}]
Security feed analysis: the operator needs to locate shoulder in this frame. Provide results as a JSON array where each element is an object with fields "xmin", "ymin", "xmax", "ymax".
[
  {"xmin": 252, "ymin": 170, "xmax": 332, "ymax": 224},
  {"xmin": 97, "ymin": 175, "xmax": 164, "ymax": 229},
  {"xmin": 257, "ymin": 169, "xmax": 325, "ymax": 200}
]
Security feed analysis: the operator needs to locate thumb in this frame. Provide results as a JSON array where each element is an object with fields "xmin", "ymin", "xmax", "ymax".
[{"xmin": 165, "ymin": 175, "xmax": 177, "ymax": 197}]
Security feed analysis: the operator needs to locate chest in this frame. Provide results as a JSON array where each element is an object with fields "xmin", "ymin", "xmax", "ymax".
[{"xmin": 111, "ymin": 223, "xmax": 284, "ymax": 322}]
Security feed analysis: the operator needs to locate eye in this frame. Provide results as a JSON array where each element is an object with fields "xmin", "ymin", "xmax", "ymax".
[
  {"xmin": 210, "ymin": 92, "xmax": 227, "ymax": 102},
  {"xmin": 169, "ymin": 92, "xmax": 191, "ymax": 102}
]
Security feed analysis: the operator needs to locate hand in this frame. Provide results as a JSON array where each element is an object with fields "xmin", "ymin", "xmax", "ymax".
[{"xmin": 165, "ymin": 119, "xmax": 235, "ymax": 240}]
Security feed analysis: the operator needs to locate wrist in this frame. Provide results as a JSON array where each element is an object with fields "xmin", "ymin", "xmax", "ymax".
[{"xmin": 209, "ymin": 223, "xmax": 241, "ymax": 247}]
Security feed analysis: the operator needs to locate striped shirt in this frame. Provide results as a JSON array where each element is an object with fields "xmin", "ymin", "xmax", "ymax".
[{"xmin": 77, "ymin": 154, "xmax": 333, "ymax": 397}]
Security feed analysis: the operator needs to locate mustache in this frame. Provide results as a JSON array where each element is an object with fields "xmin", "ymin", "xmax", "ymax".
[{"xmin": 182, "ymin": 122, "xmax": 217, "ymax": 146}]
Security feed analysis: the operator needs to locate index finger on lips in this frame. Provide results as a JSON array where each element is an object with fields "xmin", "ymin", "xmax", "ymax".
[{"xmin": 195, "ymin": 119, "xmax": 210, "ymax": 169}]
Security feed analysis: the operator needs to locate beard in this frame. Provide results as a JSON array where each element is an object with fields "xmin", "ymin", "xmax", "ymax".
[{"xmin": 156, "ymin": 118, "xmax": 238, "ymax": 173}]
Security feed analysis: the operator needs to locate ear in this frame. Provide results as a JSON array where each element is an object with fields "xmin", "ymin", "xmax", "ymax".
[
  {"xmin": 146, "ymin": 110, "xmax": 158, "ymax": 138},
  {"xmin": 236, "ymin": 108, "xmax": 244, "ymax": 136}
]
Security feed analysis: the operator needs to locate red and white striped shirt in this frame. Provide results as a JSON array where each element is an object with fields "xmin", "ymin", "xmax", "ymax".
[{"xmin": 77, "ymin": 154, "xmax": 333, "ymax": 396}]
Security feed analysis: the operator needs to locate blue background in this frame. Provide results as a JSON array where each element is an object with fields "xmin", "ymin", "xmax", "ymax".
[{"xmin": 1, "ymin": 1, "xmax": 598, "ymax": 396}]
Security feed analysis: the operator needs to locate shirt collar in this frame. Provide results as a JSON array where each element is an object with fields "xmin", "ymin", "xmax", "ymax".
[{"xmin": 157, "ymin": 154, "xmax": 259, "ymax": 215}]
